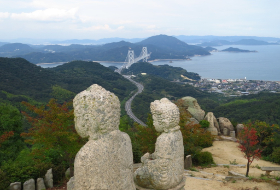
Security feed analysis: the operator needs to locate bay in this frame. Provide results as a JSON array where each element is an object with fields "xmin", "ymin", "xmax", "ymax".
[
  {"xmin": 151, "ymin": 45, "xmax": 280, "ymax": 81},
  {"xmin": 38, "ymin": 45, "xmax": 280, "ymax": 81}
]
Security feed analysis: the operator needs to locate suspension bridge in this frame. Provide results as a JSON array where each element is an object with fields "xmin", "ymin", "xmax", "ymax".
[{"xmin": 115, "ymin": 47, "xmax": 151, "ymax": 74}]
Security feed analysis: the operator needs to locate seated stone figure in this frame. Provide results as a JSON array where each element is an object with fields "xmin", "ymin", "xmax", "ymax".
[
  {"xmin": 71, "ymin": 84, "xmax": 135, "ymax": 190},
  {"xmin": 134, "ymin": 98, "xmax": 185, "ymax": 190}
]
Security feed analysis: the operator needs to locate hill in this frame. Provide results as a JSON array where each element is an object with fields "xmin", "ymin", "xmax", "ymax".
[
  {"xmin": 198, "ymin": 40, "xmax": 232, "ymax": 46},
  {"xmin": 122, "ymin": 62, "xmax": 201, "ymax": 81},
  {"xmin": 0, "ymin": 57, "xmax": 136, "ymax": 104},
  {"xmin": 137, "ymin": 34, "xmax": 210, "ymax": 56},
  {"xmin": 0, "ymin": 43, "xmax": 34, "ymax": 57},
  {"xmin": 0, "ymin": 42, "xmax": 9, "ymax": 47},
  {"xmin": 6, "ymin": 35, "xmax": 211, "ymax": 64},
  {"xmin": 234, "ymin": 39, "xmax": 274, "ymax": 45},
  {"xmin": 221, "ymin": 47, "xmax": 256, "ymax": 52}
]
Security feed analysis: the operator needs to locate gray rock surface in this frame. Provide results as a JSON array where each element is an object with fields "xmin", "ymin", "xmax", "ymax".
[
  {"xmin": 36, "ymin": 178, "xmax": 46, "ymax": 190},
  {"xmin": 236, "ymin": 124, "xmax": 244, "ymax": 137},
  {"xmin": 182, "ymin": 96, "xmax": 205, "ymax": 121},
  {"xmin": 44, "ymin": 168, "xmax": 53, "ymax": 188},
  {"xmin": 67, "ymin": 177, "xmax": 75, "ymax": 190},
  {"xmin": 228, "ymin": 170, "xmax": 246, "ymax": 177},
  {"xmin": 23, "ymin": 179, "xmax": 35, "ymax": 190},
  {"xmin": 184, "ymin": 155, "xmax": 192, "ymax": 170},
  {"xmin": 134, "ymin": 98, "xmax": 185, "ymax": 190},
  {"xmin": 204, "ymin": 112, "xmax": 219, "ymax": 135},
  {"xmin": 186, "ymin": 117, "xmax": 199, "ymax": 125},
  {"xmin": 10, "ymin": 182, "xmax": 21, "ymax": 190},
  {"xmin": 218, "ymin": 117, "xmax": 234, "ymax": 135},
  {"xmin": 73, "ymin": 84, "xmax": 135, "ymax": 190}
]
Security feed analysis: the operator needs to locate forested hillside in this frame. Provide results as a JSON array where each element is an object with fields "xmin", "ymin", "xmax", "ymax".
[
  {"xmin": 0, "ymin": 58, "xmax": 136, "ymax": 104},
  {"xmin": 122, "ymin": 62, "xmax": 201, "ymax": 81}
]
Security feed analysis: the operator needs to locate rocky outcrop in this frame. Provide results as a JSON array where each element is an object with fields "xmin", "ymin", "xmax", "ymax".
[
  {"xmin": 134, "ymin": 98, "xmax": 185, "ymax": 190},
  {"xmin": 204, "ymin": 112, "xmax": 219, "ymax": 135},
  {"xmin": 73, "ymin": 84, "xmax": 135, "ymax": 190},
  {"xmin": 218, "ymin": 117, "xmax": 234, "ymax": 136},
  {"xmin": 182, "ymin": 96, "xmax": 205, "ymax": 121}
]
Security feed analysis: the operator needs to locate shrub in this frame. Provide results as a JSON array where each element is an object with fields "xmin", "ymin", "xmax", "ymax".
[
  {"xmin": 0, "ymin": 169, "xmax": 10, "ymax": 190},
  {"xmin": 199, "ymin": 120, "xmax": 210, "ymax": 128},
  {"xmin": 271, "ymin": 147, "xmax": 280, "ymax": 164},
  {"xmin": 193, "ymin": 151, "xmax": 214, "ymax": 166}
]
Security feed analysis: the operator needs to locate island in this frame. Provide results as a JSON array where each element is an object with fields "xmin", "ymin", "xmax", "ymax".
[{"xmin": 221, "ymin": 47, "xmax": 257, "ymax": 53}]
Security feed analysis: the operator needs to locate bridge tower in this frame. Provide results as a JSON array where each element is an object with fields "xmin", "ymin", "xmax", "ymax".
[
  {"xmin": 142, "ymin": 47, "xmax": 148, "ymax": 62},
  {"xmin": 126, "ymin": 50, "xmax": 135, "ymax": 68}
]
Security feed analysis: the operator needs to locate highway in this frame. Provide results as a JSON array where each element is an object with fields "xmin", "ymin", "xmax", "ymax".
[{"xmin": 123, "ymin": 75, "xmax": 147, "ymax": 126}]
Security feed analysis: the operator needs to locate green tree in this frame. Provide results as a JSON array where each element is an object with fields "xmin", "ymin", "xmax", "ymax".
[
  {"xmin": 21, "ymin": 99, "xmax": 85, "ymax": 177},
  {"xmin": 0, "ymin": 104, "xmax": 24, "ymax": 165}
]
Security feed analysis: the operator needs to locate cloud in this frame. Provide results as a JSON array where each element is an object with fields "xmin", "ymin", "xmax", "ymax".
[
  {"xmin": 0, "ymin": 12, "xmax": 10, "ymax": 19},
  {"xmin": 117, "ymin": 26, "xmax": 124, "ymax": 30},
  {"xmin": 10, "ymin": 8, "xmax": 78, "ymax": 22}
]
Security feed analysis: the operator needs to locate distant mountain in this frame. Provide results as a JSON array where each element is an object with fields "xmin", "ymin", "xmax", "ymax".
[
  {"xmin": 0, "ymin": 42, "xmax": 9, "ymax": 47},
  {"xmin": 221, "ymin": 47, "xmax": 257, "ymax": 52},
  {"xmin": 0, "ymin": 43, "xmax": 35, "ymax": 56},
  {"xmin": 234, "ymin": 39, "xmax": 274, "ymax": 45},
  {"xmin": 198, "ymin": 39, "xmax": 279, "ymax": 46},
  {"xmin": 198, "ymin": 40, "xmax": 232, "ymax": 46},
  {"xmin": 176, "ymin": 35, "xmax": 280, "ymax": 43},
  {"xmin": 204, "ymin": 46, "xmax": 217, "ymax": 52},
  {"xmin": 12, "ymin": 35, "xmax": 210, "ymax": 63},
  {"xmin": 51, "ymin": 37, "xmax": 144, "ymax": 45},
  {"xmin": 137, "ymin": 34, "xmax": 210, "ymax": 56}
]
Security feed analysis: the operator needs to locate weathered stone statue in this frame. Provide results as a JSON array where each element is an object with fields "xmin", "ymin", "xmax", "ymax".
[
  {"xmin": 134, "ymin": 98, "xmax": 185, "ymax": 190},
  {"xmin": 71, "ymin": 84, "xmax": 135, "ymax": 190}
]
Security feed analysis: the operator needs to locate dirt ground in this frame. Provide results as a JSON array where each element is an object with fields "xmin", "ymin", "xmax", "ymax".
[{"xmin": 184, "ymin": 140, "xmax": 280, "ymax": 190}]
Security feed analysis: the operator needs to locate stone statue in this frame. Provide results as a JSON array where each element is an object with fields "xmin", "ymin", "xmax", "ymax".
[
  {"xmin": 72, "ymin": 84, "xmax": 135, "ymax": 190},
  {"xmin": 134, "ymin": 98, "xmax": 185, "ymax": 190}
]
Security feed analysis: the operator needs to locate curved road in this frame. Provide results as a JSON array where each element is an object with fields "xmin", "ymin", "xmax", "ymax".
[{"xmin": 123, "ymin": 75, "xmax": 147, "ymax": 126}]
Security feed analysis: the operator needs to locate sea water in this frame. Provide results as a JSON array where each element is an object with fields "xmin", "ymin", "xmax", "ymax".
[{"xmin": 39, "ymin": 45, "xmax": 280, "ymax": 81}]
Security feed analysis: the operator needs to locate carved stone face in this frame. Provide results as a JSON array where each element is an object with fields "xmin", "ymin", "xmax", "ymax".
[
  {"xmin": 151, "ymin": 98, "xmax": 180, "ymax": 132},
  {"xmin": 73, "ymin": 84, "xmax": 120, "ymax": 140}
]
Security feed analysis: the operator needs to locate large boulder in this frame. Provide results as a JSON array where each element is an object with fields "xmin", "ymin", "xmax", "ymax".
[
  {"xmin": 218, "ymin": 117, "xmax": 234, "ymax": 136},
  {"xmin": 134, "ymin": 98, "xmax": 185, "ymax": 190},
  {"xmin": 73, "ymin": 84, "xmax": 135, "ymax": 190},
  {"xmin": 182, "ymin": 96, "xmax": 205, "ymax": 121},
  {"xmin": 204, "ymin": 112, "xmax": 219, "ymax": 135}
]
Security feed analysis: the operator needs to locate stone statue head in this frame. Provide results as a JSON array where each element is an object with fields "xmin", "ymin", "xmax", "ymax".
[
  {"xmin": 150, "ymin": 98, "xmax": 180, "ymax": 133},
  {"xmin": 73, "ymin": 84, "xmax": 120, "ymax": 140}
]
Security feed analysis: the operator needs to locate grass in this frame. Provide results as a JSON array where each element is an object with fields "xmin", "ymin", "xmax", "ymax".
[
  {"xmin": 229, "ymin": 159, "xmax": 238, "ymax": 165},
  {"xmin": 223, "ymin": 165, "xmax": 230, "ymax": 168},
  {"xmin": 190, "ymin": 167, "xmax": 199, "ymax": 172}
]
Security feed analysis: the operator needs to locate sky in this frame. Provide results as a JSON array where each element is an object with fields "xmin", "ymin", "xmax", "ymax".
[{"xmin": 0, "ymin": 0, "xmax": 280, "ymax": 40}]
